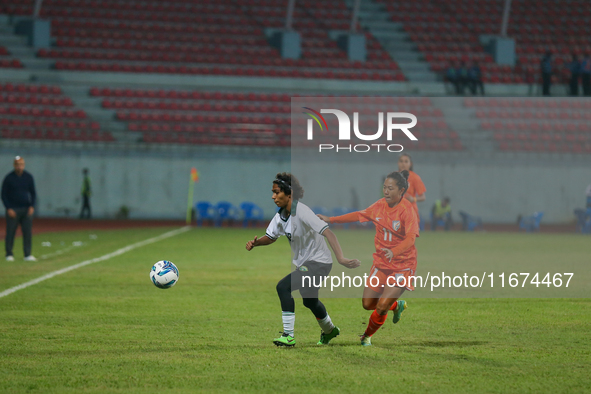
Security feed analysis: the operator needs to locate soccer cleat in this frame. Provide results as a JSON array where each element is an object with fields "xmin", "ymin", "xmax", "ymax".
[
  {"xmin": 273, "ymin": 333, "xmax": 296, "ymax": 347},
  {"xmin": 360, "ymin": 334, "xmax": 372, "ymax": 346},
  {"xmin": 5, "ymin": 255, "xmax": 14, "ymax": 262},
  {"xmin": 392, "ymin": 300, "xmax": 407, "ymax": 324},
  {"xmin": 24, "ymin": 255, "xmax": 37, "ymax": 262},
  {"xmin": 317, "ymin": 326, "xmax": 340, "ymax": 345}
]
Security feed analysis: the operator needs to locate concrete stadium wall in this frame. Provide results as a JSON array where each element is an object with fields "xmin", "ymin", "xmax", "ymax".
[
  {"xmin": 293, "ymin": 153, "xmax": 590, "ymax": 225},
  {"xmin": 1, "ymin": 148, "xmax": 588, "ymax": 224},
  {"xmin": 0, "ymin": 149, "xmax": 290, "ymax": 220},
  {"xmin": 2, "ymin": 68, "xmax": 539, "ymax": 96}
]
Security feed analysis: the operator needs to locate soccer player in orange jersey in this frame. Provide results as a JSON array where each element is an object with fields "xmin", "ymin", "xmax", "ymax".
[
  {"xmin": 398, "ymin": 153, "xmax": 426, "ymax": 222},
  {"xmin": 317, "ymin": 170, "xmax": 419, "ymax": 346}
]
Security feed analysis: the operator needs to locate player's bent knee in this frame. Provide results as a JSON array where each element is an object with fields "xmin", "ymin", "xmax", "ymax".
[
  {"xmin": 302, "ymin": 297, "xmax": 318, "ymax": 309},
  {"xmin": 362, "ymin": 298, "xmax": 377, "ymax": 310},
  {"xmin": 276, "ymin": 280, "xmax": 290, "ymax": 296},
  {"xmin": 375, "ymin": 299, "xmax": 396, "ymax": 315}
]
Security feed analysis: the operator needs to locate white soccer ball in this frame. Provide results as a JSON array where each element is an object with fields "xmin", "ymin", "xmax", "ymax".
[{"xmin": 150, "ymin": 260, "xmax": 179, "ymax": 289}]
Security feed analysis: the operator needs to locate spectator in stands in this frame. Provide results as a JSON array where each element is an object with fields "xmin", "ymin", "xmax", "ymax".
[
  {"xmin": 568, "ymin": 54, "xmax": 581, "ymax": 96},
  {"xmin": 79, "ymin": 168, "xmax": 92, "ymax": 219},
  {"xmin": 581, "ymin": 54, "xmax": 591, "ymax": 96},
  {"xmin": 431, "ymin": 197, "xmax": 452, "ymax": 231},
  {"xmin": 586, "ymin": 184, "xmax": 591, "ymax": 208},
  {"xmin": 1, "ymin": 156, "xmax": 37, "ymax": 261},
  {"xmin": 456, "ymin": 62, "xmax": 470, "ymax": 95},
  {"xmin": 540, "ymin": 51, "xmax": 553, "ymax": 96},
  {"xmin": 468, "ymin": 62, "xmax": 485, "ymax": 95},
  {"xmin": 516, "ymin": 61, "xmax": 536, "ymax": 96},
  {"xmin": 444, "ymin": 63, "xmax": 458, "ymax": 95}
]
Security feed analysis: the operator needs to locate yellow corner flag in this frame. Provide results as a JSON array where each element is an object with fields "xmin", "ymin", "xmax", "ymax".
[
  {"xmin": 187, "ymin": 168, "xmax": 199, "ymax": 224},
  {"xmin": 191, "ymin": 168, "xmax": 199, "ymax": 183}
]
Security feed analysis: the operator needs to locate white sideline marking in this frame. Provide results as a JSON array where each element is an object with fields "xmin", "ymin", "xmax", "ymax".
[
  {"xmin": 40, "ymin": 244, "xmax": 80, "ymax": 259},
  {"xmin": 0, "ymin": 226, "xmax": 191, "ymax": 299}
]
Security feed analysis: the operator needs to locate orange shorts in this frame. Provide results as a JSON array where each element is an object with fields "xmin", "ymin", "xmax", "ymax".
[{"xmin": 367, "ymin": 264, "xmax": 416, "ymax": 293}]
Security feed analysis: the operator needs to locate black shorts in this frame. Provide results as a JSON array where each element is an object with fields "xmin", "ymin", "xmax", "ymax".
[{"xmin": 289, "ymin": 261, "xmax": 332, "ymax": 299}]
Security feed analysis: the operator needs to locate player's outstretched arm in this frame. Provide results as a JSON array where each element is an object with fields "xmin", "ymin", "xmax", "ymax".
[
  {"xmin": 245, "ymin": 235, "xmax": 275, "ymax": 251},
  {"xmin": 322, "ymin": 229, "xmax": 360, "ymax": 269},
  {"xmin": 317, "ymin": 211, "xmax": 360, "ymax": 224}
]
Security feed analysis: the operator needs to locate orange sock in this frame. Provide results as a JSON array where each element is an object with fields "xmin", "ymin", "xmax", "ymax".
[
  {"xmin": 389, "ymin": 301, "xmax": 398, "ymax": 311},
  {"xmin": 364, "ymin": 310, "xmax": 387, "ymax": 337}
]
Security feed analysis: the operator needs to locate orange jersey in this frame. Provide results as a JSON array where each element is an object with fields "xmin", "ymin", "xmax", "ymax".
[
  {"xmin": 357, "ymin": 198, "xmax": 419, "ymax": 271},
  {"xmin": 406, "ymin": 170, "xmax": 426, "ymax": 217}
]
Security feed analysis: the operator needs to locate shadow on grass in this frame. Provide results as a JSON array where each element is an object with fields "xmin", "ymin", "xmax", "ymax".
[
  {"xmin": 401, "ymin": 340, "xmax": 487, "ymax": 348},
  {"xmin": 280, "ymin": 340, "xmax": 488, "ymax": 349}
]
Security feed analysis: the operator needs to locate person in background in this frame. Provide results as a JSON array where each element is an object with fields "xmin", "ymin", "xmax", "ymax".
[
  {"xmin": 469, "ymin": 62, "xmax": 485, "ymax": 95},
  {"xmin": 431, "ymin": 197, "xmax": 452, "ymax": 231},
  {"xmin": 568, "ymin": 54, "xmax": 581, "ymax": 96},
  {"xmin": 445, "ymin": 63, "xmax": 458, "ymax": 95},
  {"xmin": 456, "ymin": 61, "xmax": 469, "ymax": 95},
  {"xmin": 80, "ymin": 168, "xmax": 92, "ymax": 219},
  {"xmin": 541, "ymin": 51, "xmax": 553, "ymax": 96},
  {"xmin": 1, "ymin": 156, "xmax": 37, "ymax": 261},
  {"xmin": 397, "ymin": 153, "xmax": 426, "ymax": 224},
  {"xmin": 581, "ymin": 54, "xmax": 591, "ymax": 96},
  {"xmin": 586, "ymin": 184, "xmax": 591, "ymax": 209},
  {"xmin": 519, "ymin": 62, "xmax": 537, "ymax": 96}
]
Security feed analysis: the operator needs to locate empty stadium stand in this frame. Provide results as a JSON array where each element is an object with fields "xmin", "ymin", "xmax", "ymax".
[
  {"xmin": 2, "ymin": 0, "xmax": 589, "ymax": 86},
  {"xmin": 466, "ymin": 98, "xmax": 591, "ymax": 154},
  {"xmin": 90, "ymin": 87, "xmax": 463, "ymax": 149},
  {"xmin": 0, "ymin": 82, "xmax": 114, "ymax": 142},
  {"xmin": 374, "ymin": 0, "xmax": 591, "ymax": 84},
  {"xmin": 5, "ymin": 0, "xmax": 404, "ymax": 81},
  {"xmin": 0, "ymin": 45, "xmax": 23, "ymax": 68}
]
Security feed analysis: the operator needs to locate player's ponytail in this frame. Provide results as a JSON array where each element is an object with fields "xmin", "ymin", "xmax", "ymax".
[
  {"xmin": 386, "ymin": 170, "xmax": 409, "ymax": 198},
  {"xmin": 400, "ymin": 170, "xmax": 410, "ymax": 182}
]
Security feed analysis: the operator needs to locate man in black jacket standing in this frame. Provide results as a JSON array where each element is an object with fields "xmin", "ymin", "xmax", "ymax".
[
  {"xmin": 541, "ymin": 51, "xmax": 553, "ymax": 96},
  {"xmin": 80, "ymin": 168, "xmax": 92, "ymax": 219},
  {"xmin": 2, "ymin": 156, "xmax": 37, "ymax": 262}
]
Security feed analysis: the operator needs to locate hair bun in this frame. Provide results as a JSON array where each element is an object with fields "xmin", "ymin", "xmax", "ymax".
[{"xmin": 400, "ymin": 170, "xmax": 410, "ymax": 180}]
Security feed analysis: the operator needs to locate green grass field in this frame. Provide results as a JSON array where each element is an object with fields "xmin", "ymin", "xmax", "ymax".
[{"xmin": 1, "ymin": 227, "xmax": 589, "ymax": 393}]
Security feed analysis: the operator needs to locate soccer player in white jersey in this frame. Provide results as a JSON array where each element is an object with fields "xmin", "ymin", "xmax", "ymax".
[{"xmin": 246, "ymin": 172, "xmax": 360, "ymax": 347}]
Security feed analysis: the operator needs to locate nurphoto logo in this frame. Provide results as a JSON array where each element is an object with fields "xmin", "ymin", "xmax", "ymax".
[{"xmin": 302, "ymin": 107, "xmax": 418, "ymax": 153}]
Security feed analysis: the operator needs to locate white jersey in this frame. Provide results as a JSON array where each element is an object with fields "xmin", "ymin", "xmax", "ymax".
[{"xmin": 265, "ymin": 200, "xmax": 332, "ymax": 267}]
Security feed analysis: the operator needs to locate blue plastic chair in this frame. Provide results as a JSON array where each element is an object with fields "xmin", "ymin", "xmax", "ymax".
[
  {"xmin": 574, "ymin": 208, "xmax": 591, "ymax": 234},
  {"xmin": 195, "ymin": 201, "xmax": 215, "ymax": 226},
  {"xmin": 430, "ymin": 212, "xmax": 451, "ymax": 231},
  {"xmin": 240, "ymin": 202, "xmax": 264, "ymax": 227},
  {"xmin": 459, "ymin": 211, "xmax": 483, "ymax": 232},
  {"xmin": 519, "ymin": 211, "xmax": 544, "ymax": 232},
  {"xmin": 215, "ymin": 201, "xmax": 240, "ymax": 227},
  {"xmin": 419, "ymin": 214, "xmax": 425, "ymax": 232}
]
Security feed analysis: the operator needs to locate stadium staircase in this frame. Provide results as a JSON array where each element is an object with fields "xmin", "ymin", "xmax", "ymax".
[
  {"xmin": 345, "ymin": 0, "xmax": 439, "ymax": 82},
  {"xmin": 430, "ymin": 97, "xmax": 491, "ymax": 152},
  {"xmin": 0, "ymin": 15, "xmax": 25, "ymax": 69}
]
